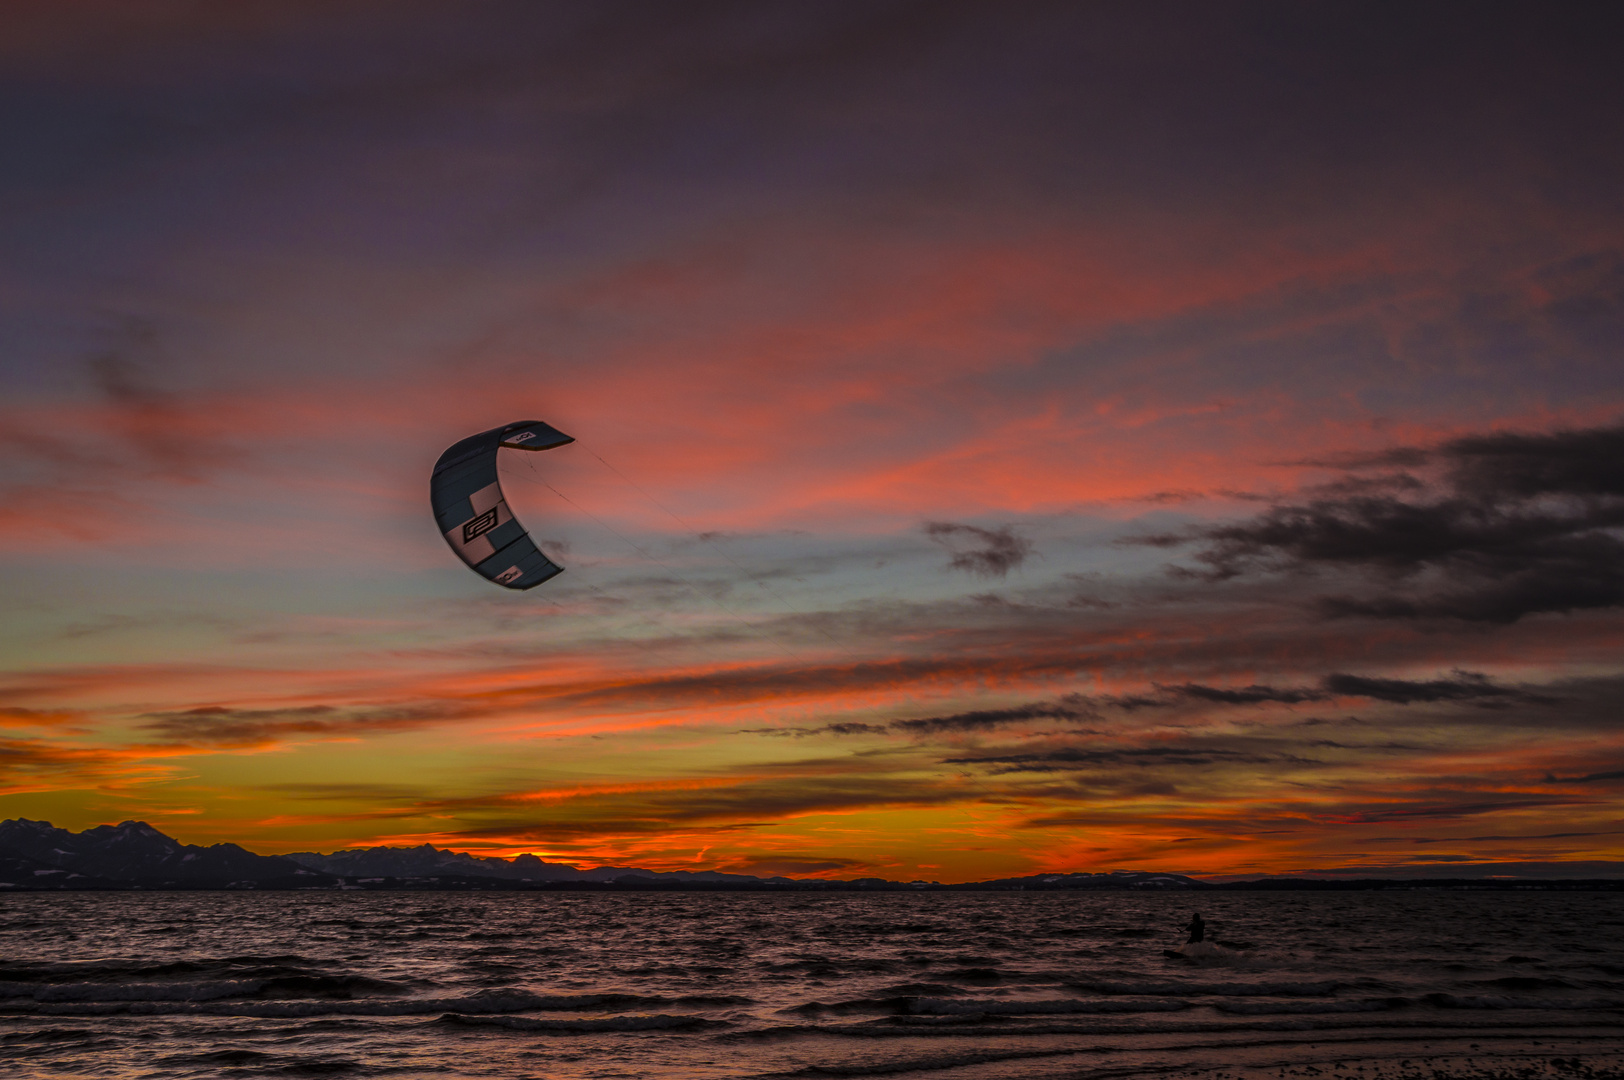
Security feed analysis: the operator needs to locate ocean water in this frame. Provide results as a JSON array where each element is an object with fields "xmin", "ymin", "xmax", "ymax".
[{"xmin": 2, "ymin": 890, "xmax": 1622, "ymax": 1079}]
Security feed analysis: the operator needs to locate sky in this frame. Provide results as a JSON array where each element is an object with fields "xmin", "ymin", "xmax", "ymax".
[{"xmin": 2, "ymin": 1, "xmax": 1623, "ymax": 882}]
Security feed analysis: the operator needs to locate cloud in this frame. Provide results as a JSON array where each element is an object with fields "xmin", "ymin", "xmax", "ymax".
[
  {"xmin": 888, "ymin": 700, "xmax": 1091, "ymax": 734},
  {"xmin": 0, "ymin": 736, "xmax": 188, "ymax": 795},
  {"xmin": 1444, "ymin": 421, "xmax": 1624, "ymax": 502},
  {"xmin": 1159, "ymin": 670, "xmax": 1559, "ymax": 708},
  {"xmin": 1166, "ymin": 683, "xmax": 1327, "ymax": 705},
  {"xmin": 924, "ymin": 522, "xmax": 1034, "ymax": 577},
  {"xmin": 1315, "ymin": 798, "xmax": 1590, "ymax": 824},
  {"xmin": 746, "ymin": 721, "xmax": 886, "ymax": 738},
  {"xmin": 1137, "ymin": 420, "xmax": 1624, "ymax": 623},
  {"xmin": 944, "ymin": 746, "xmax": 1316, "ymax": 774},
  {"xmin": 1366, "ymin": 830, "xmax": 1622, "ymax": 844},
  {"xmin": 83, "ymin": 320, "xmax": 224, "ymax": 482},
  {"xmin": 398, "ymin": 771, "xmax": 980, "ymax": 848},
  {"xmin": 0, "ymin": 317, "xmax": 269, "ymax": 546},
  {"xmin": 717, "ymin": 855, "xmax": 867, "ymax": 877},
  {"xmin": 816, "ymin": 721, "xmax": 890, "ymax": 736},
  {"xmin": 7, "ymin": 317, "xmax": 245, "ymax": 484},
  {"xmin": 1321, "ymin": 671, "xmax": 1556, "ymax": 705},
  {"xmin": 745, "ymin": 668, "xmax": 1565, "ymax": 743},
  {"xmin": 0, "ymin": 706, "xmax": 84, "ymax": 729},
  {"xmin": 1545, "ymin": 769, "xmax": 1624, "ymax": 784},
  {"xmin": 137, "ymin": 703, "xmax": 457, "ymax": 749},
  {"xmin": 754, "ymin": 698, "xmax": 1097, "ymax": 738}
]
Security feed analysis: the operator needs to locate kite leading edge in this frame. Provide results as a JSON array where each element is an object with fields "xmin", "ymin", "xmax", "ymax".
[{"xmin": 430, "ymin": 420, "xmax": 574, "ymax": 590}]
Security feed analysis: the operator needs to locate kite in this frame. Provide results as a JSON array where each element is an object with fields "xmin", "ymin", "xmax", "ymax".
[{"xmin": 430, "ymin": 420, "xmax": 573, "ymax": 589}]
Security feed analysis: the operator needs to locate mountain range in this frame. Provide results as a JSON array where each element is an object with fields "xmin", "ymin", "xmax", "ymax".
[
  {"xmin": 0, "ymin": 818, "xmax": 335, "ymax": 890},
  {"xmin": 3, "ymin": 819, "xmax": 1618, "ymax": 892},
  {"xmin": 0, "ymin": 818, "xmax": 1203, "ymax": 891}
]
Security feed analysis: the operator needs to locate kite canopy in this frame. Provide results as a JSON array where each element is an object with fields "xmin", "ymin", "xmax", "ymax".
[{"xmin": 430, "ymin": 420, "xmax": 574, "ymax": 590}]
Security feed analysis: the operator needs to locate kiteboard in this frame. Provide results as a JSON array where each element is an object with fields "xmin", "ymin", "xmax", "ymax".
[{"xmin": 1163, "ymin": 941, "xmax": 1225, "ymax": 960}]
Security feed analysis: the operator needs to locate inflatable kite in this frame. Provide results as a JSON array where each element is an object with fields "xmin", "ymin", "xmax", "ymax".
[{"xmin": 430, "ymin": 420, "xmax": 573, "ymax": 590}]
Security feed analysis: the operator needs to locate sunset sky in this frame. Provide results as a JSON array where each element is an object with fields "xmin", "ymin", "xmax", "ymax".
[{"xmin": 3, "ymin": 2, "xmax": 1623, "ymax": 882}]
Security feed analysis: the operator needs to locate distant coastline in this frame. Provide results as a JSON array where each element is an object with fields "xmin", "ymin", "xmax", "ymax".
[{"xmin": 4, "ymin": 818, "xmax": 1621, "ymax": 892}]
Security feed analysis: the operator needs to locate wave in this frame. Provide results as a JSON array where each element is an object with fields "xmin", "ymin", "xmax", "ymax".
[
  {"xmin": 1065, "ymin": 976, "xmax": 1347, "ymax": 997},
  {"xmin": 0, "ymin": 986, "xmax": 754, "ymax": 1019},
  {"xmin": 170, "ymin": 1049, "xmax": 274, "ymax": 1066},
  {"xmin": 1209, "ymin": 991, "xmax": 1624, "ymax": 1016},
  {"xmin": 773, "ymin": 993, "xmax": 1186, "ymax": 1019},
  {"xmin": 1424, "ymin": 992, "xmax": 1624, "ymax": 1010},
  {"xmin": 0, "ymin": 973, "xmax": 411, "ymax": 1003},
  {"xmin": 20, "ymin": 984, "xmax": 1595, "ymax": 1023},
  {"xmin": 1210, "ymin": 994, "xmax": 1624, "ymax": 1016},
  {"xmin": 436, "ymin": 1013, "xmax": 726, "ymax": 1032},
  {"xmin": 780, "ymin": 999, "xmax": 893, "ymax": 1016},
  {"xmin": 908, "ymin": 997, "xmax": 1191, "ymax": 1015},
  {"xmin": 871, "ymin": 982, "xmax": 970, "ymax": 997},
  {"xmin": 0, "ymin": 955, "xmax": 318, "ymax": 982},
  {"xmin": 1471, "ymin": 976, "xmax": 1577, "ymax": 990},
  {"xmin": 735, "ymin": 1011, "xmax": 1624, "ymax": 1043},
  {"xmin": 0, "ymin": 979, "xmax": 264, "ymax": 1003},
  {"xmin": 0, "ymin": 1027, "xmax": 102, "ymax": 1043},
  {"xmin": 1214, "ymin": 997, "xmax": 1414, "ymax": 1014}
]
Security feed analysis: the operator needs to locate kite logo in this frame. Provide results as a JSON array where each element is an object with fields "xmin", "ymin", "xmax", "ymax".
[
  {"xmin": 507, "ymin": 431, "xmax": 536, "ymax": 442},
  {"xmin": 463, "ymin": 508, "xmax": 500, "ymax": 543},
  {"xmin": 494, "ymin": 566, "xmax": 524, "ymax": 584}
]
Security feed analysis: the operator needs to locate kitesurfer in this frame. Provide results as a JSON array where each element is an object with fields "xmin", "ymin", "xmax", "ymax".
[{"xmin": 1184, "ymin": 913, "xmax": 1205, "ymax": 944}]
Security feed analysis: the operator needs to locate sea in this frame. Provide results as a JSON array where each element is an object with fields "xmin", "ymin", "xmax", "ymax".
[{"xmin": 2, "ymin": 889, "xmax": 1622, "ymax": 1079}]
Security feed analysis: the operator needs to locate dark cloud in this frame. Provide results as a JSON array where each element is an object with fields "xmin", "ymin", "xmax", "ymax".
[
  {"xmin": 943, "ymin": 747, "xmax": 1315, "ymax": 774},
  {"xmin": 749, "ymin": 698, "xmax": 1094, "ymax": 738},
  {"xmin": 1138, "ymin": 421, "xmax": 1624, "ymax": 622},
  {"xmin": 819, "ymin": 721, "xmax": 889, "ymax": 736},
  {"xmin": 1303, "ymin": 739, "xmax": 1421, "ymax": 751},
  {"xmin": 743, "ymin": 721, "xmax": 875, "ymax": 738},
  {"xmin": 889, "ymin": 699, "xmax": 1090, "ymax": 734},
  {"xmin": 748, "ymin": 669, "xmax": 1560, "ymax": 742},
  {"xmin": 422, "ymin": 773, "xmax": 978, "ymax": 845},
  {"xmin": 1545, "ymin": 769, "xmax": 1624, "ymax": 784},
  {"xmin": 1321, "ymin": 671, "xmax": 1556, "ymax": 705},
  {"xmin": 549, "ymin": 653, "xmax": 1104, "ymax": 714},
  {"xmin": 1166, "ymin": 683, "xmax": 1327, "ymax": 705},
  {"xmin": 1306, "ymin": 472, "xmax": 1429, "ymax": 498},
  {"xmin": 1366, "ymin": 830, "xmax": 1621, "ymax": 844},
  {"xmin": 718, "ymin": 855, "xmax": 867, "ymax": 876},
  {"xmin": 1443, "ymin": 421, "xmax": 1624, "ymax": 502},
  {"xmin": 1324, "ymin": 798, "xmax": 1588, "ymax": 824},
  {"xmin": 924, "ymin": 522, "xmax": 1034, "ymax": 578},
  {"xmin": 1164, "ymin": 670, "xmax": 1557, "ymax": 708},
  {"xmin": 1096, "ymin": 693, "xmax": 1175, "ymax": 712},
  {"xmin": 137, "ymin": 703, "xmax": 454, "ymax": 748}
]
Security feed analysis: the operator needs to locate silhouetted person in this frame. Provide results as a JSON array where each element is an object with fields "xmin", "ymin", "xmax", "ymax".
[{"xmin": 1184, "ymin": 913, "xmax": 1205, "ymax": 944}]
